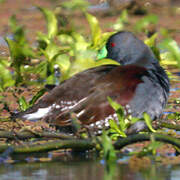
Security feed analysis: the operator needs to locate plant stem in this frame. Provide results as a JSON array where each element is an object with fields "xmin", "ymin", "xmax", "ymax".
[{"xmin": 114, "ymin": 133, "xmax": 180, "ymax": 149}]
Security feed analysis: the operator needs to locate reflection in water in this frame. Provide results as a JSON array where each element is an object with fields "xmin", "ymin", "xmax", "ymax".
[
  {"xmin": 0, "ymin": 159, "xmax": 179, "ymax": 180},
  {"xmin": 171, "ymin": 166, "xmax": 180, "ymax": 180}
]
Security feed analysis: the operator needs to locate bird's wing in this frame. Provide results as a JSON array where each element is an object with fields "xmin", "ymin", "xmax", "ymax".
[
  {"xmin": 51, "ymin": 65, "xmax": 167, "ymax": 129},
  {"xmin": 16, "ymin": 65, "xmax": 117, "ymax": 120}
]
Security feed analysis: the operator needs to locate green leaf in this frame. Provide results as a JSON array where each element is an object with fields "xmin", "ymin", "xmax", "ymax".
[
  {"xmin": 61, "ymin": 0, "xmax": 89, "ymax": 11},
  {"xmin": 44, "ymin": 42, "xmax": 60, "ymax": 61},
  {"xmin": 71, "ymin": 32, "xmax": 87, "ymax": 43},
  {"xmin": 144, "ymin": 33, "xmax": 157, "ymax": 47},
  {"xmin": 0, "ymin": 59, "xmax": 15, "ymax": 91},
  {"xmin": 5, "ymin": 38, "xmax": 25, "ymax": 83},
  {"xmin": 112, "ymin": 9, "xmax": 128, "ymax": 31},
  {"xmin": 67, "ymin": 49, "xmax": 96, "ymax": 78},
  {"xmin": 167, "ymin": 112, "xmax": 180, "ymax": 121},
  {"xmin": 101, "ymin": 131, "xmax": 116, "ymax": 161},
  {"xmin": 138, "ymin": 140, "xmax": 163, "ymax": 156},
  {"xmin": 95, "ymin": 58, "xmax": 120, "ymax": 67},
  {"xmin": 120, "ymin": 9, "xmax": 128, "ymax": 23},
  {"xmin": 38, "ymin": 7, "xmax": 58, "ymax": 39},
  {"xmin": 57, "ymin": 34, "xmax": 74, "ymax": 45},
  {"xmin": 94, "ymin": 31, "xmax": 115, "ymax": 50},
  {"xmin": 71, "ymin": 32, "xmax": 89, "ymax": 52},
  {"xmin": 6, "ymin": 17, "xmax": 34, "ymax": 85},
  {"xmin": 6, "ymin": 38, "xmax": 34, "ymax": 65},
  {"xmin": 138, "ymin": 135, "xmax": 163, "ymax": 156},
  {"xmin": 107, "ymin": 97, "xmax": 127, "ymax": 135},
  {"xmin": 130, "ymin": 117, "xmax": 140, "ymax": 124},
  {"xmin": 160, "ymin": 28, "xmax": 172, "ymax": 38},
  {"xmin": 85, "ymin": 13, "xmax": 102, "ymax": 48},
  {"xmin": 109, "ymin": 119, "xmax": 126, "ymax": 137},
  {"xmin": 107, "ymin": 96, "xmax": 122, "ymax": 111},
  {"xmin": 32, "ymin": 61, "xmax": 47, "ymax": 78},
  {"xmin": 144, "ymin": 33, "xmax": 160, "ymax": 60},
  {"xmin": 46, "ymin": 74, "xmax": 55, "ymax": 84},
  {"xmin": 18, "ymin": 96, "xmax": 29, "ymax": 111},
  {"xmin": 6, "ymin": 38, "xmax": 25, "ymax": 66},
  {"xmin": 37, "ymin": 32, "xmax": 51, "ymax": 49},
  {"xmin": 135, "ymin": 14, "xmax": 158, "ymax": 33},
  {"xmin": 159, "ymin": 38, "xmax": 180, "ymax": 68},
  {"xmin": 97, "ymin": 46, "xmax": 108, "ymax": 59},
  {"xmin": 107, "ymin": 97, "xmax": 124, "ymax": 122},
  {"xmin": 55, "ymin": 54, "xmax": 71, "ymax": 80},
  {"xmin": 160, "ymin": 52, "xmax": 178, "ymax": 66},
  {"xmin": 29, "ymin": 88, "xmax": 47, "ymax": 106},
  {"xmin": 143, "ymin": 112, "xmax": 156, "ymax": 133},
  {"xmin": 9, "ymin": 15, "xmax": 26, "ymax": 45}
]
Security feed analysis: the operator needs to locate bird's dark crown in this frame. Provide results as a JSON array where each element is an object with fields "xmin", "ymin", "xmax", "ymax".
[{"xmin": 106, "ymin": 31, "xmax": 157, "ymax": 68}]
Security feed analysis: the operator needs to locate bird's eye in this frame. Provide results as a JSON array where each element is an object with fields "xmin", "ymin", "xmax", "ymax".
[{"xmin": 110, "ymin": 42, "xmax": 116, "ymax": 47}]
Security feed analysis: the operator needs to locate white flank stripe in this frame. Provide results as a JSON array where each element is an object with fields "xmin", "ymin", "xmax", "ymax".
[
  {"xmin": 23, "ymin": 106, "xmax": 52, "ymax": 120},
  {"xmin": 61, "ymin": 97, "xmax": 87, "ymax": 111},
  {"xmin": 23, "ymin": 97, "xmax": 88, "ymax": 121},
  {"xmin": 69, "ymin": 97, "xmax": 87, "ymax": 109},
  {"xmin": 76, "ymin": 110, "xmax": 85, "ymax": 117}
]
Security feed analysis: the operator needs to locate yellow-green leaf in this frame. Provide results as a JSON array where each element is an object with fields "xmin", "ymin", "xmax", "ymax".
[
  {"xmin": 86, "ymin": 13, "xmax": 102, "ymax": 47},
  {"xmin": 38, "ymin": 7, "xmax": 58, "ymax": 39},
  {"xmin": 143, "ymin": 112, "xmax": 156, "ymax": 133}
]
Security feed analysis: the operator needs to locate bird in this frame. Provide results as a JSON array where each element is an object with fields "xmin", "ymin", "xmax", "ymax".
[{"xmin": 14, "ymin": 31, "xmax": 170, "ymax": 134}]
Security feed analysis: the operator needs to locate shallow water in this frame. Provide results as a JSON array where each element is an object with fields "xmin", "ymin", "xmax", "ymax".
[{"xmin": 1, "ymin": 159, "xmax": 180, "ymax": 180}]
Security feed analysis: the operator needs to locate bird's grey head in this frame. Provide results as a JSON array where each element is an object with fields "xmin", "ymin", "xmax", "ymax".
[{"xmin": 106, "ymin": 31, "xmax": 157, "ymax": 67}]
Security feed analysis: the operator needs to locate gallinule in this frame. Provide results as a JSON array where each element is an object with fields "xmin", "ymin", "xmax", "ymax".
[{"xmin": 15, "ymin": 31, "xmax": 170, "ymax": 134}]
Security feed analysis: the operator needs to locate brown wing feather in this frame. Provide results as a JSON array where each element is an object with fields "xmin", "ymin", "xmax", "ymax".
[{"xmin": 50, "ymin": 65, "xmax": 147, "ymax": 127}]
